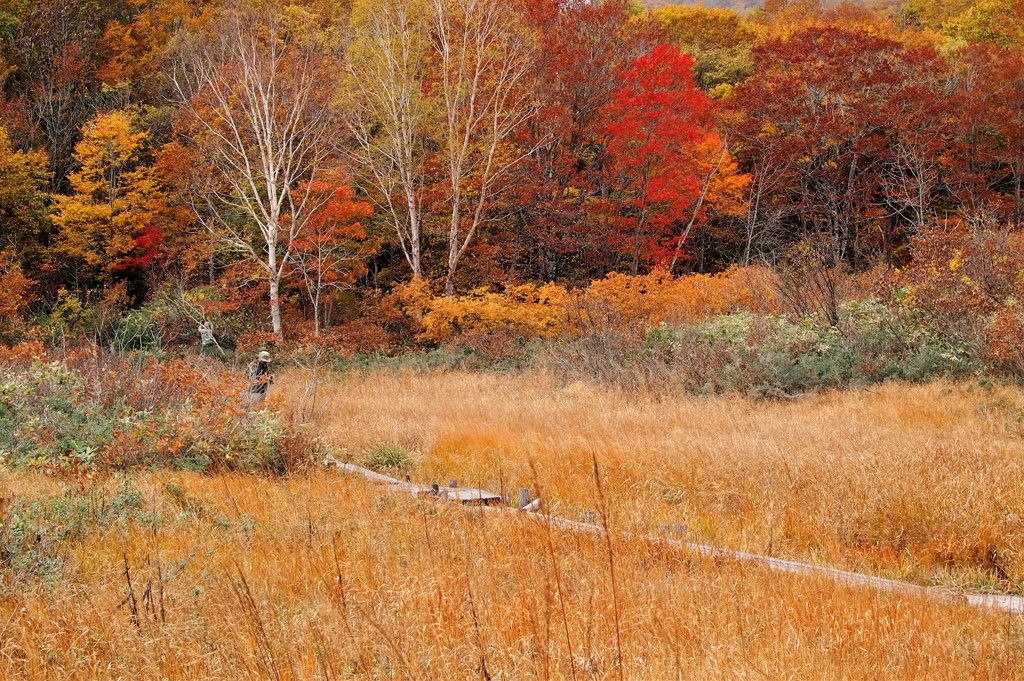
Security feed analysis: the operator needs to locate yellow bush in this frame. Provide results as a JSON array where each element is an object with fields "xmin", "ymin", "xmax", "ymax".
[
  {"xmin": 420, "ymin": 283, "xmax": 570, "ymax": 342},
  {"xmin": 403, "ymin": 267, "xmax": 774, "ymax": 344},
  {"xmin": 582, "ymin": 265, "xmax": 776, "ymax": 327},
  {"xmin": 388, "ymin": 276, "xmax": 433, "ymax": 322}
]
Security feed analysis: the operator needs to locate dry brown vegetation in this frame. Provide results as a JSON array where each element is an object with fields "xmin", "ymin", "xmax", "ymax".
[
  {"xmin": 2, "ymin": 468, "xmax": 1024, "ymax": 679},
  {"xmin": 5, "ymin": 370, "xmax": 1024, "ymax": 678},
  {"xmin": 281, "ymin": 372, "xmax": 1024, "ymax": 592}
]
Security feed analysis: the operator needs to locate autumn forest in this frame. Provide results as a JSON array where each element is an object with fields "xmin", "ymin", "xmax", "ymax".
[
  {"xmin": 6, "ymin": 0, "xmax": 1024, "ymax": 677},
  {"xmin": 0, "ymin": 0, "xmax": 1019, "ymax": 350}
]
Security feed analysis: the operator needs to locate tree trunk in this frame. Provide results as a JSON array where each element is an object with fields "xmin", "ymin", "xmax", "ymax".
[
  {"xmin": 269, "ymin": 275, "xmax": 283, "ymax": 340},
  {"xmin": 445, "ymin": 194, "xmax": 461, "ymax": 296},
  {"xmin": 1014, "ymin": 159, "xmax": 1022, "ymax": 231},
  {"xmin": 313, "ymin": 292, "xmax": 321, "ymax": 337},
  {"xmin": 411, "ymin": 237, "xmax": 422, "ymax": 279},
  {"xmin": 407, "ymin": 188, "xmax": 423, "ymax": 279}
]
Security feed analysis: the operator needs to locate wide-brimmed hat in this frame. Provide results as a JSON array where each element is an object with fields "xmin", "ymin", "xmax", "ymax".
[{"xmin": 258, "ymin": 350, "xmax": 271, "ymax": 362}]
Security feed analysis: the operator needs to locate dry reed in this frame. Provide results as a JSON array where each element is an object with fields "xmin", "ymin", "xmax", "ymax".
[
  {"xmin": 279, "ymin": 371, "xmax": 1024, "ymax": 591},
  {"xmin": 2, "ymin": 468, "xmax": 1023, "ymax": 679},
  {"xmin": 6, "ymin": 370, "xmax": 1024, "ymax": 678}
]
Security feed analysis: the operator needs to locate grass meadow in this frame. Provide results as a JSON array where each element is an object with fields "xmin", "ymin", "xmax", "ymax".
[
  {"xmin": 4, "ymin": 370, "xmax": 1024, "ymax": 678},
  {"xmin": 281, "ymin": 372, "xmax": 1024, "ymax": 592}
]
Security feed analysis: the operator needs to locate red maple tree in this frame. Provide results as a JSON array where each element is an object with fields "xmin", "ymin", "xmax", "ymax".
[
  {"xmin": 289, "ymin": 170, "xmax": 376, "ymax": 336},
  {"xmin": 604, "ymin": 43, "xmax": 712, "ymax": 273}
]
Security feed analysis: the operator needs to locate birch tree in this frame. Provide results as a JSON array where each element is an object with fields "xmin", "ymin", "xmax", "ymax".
[
  {"xmin": 345, "ymin": 0, "xmax": 433, "ymax": 280},
  {"xmin": 432, "ymin": 0, "xmax": 535, "ymax": 295},
  {"xmin": 170, "ymin": 4, "xmax": 339, "ymax": 339}
]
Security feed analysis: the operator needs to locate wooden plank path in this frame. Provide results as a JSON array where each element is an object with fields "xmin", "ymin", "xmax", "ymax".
[
  {"xmin": 328, "ymin": 460, "xmax": 502, "ymax": 505},
  {"xmin": 324, "ymin": 457, "xmax": 1024, "ymax": 615}
]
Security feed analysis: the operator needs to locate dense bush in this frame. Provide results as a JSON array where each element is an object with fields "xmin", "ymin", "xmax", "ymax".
[
  {"xmin": 387, "ymin": 266, "xmax": 774, "ymax": 346},
  {"xmin": 545, "ymin": 299, "xmax": 975, "ymax": 396},
  {"xmin": 318, "ymin": 273, "xmax": 986, "ymax": 394},
  {"xmin": 354, "ymin": 266, "xmax": 973, "ymax": 395},
  {"xmin": 581, "ymin": 265, "xmax": 776, "ymax": 327},
  {"xmin": 0, "ymin": 343, "xmax": 316, "ymax": 474},
  {"xmin": 902, "ymin": 223, "xmax": 1024, "ymax": 377}
]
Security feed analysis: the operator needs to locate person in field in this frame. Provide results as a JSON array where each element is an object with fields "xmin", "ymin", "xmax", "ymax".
[{"xmin": 246, "ymin": 350, "xmax": 274, "ymax": 406}]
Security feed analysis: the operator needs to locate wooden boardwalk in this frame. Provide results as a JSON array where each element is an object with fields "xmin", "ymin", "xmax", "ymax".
[
  {"xmin": 324, "ymin": 457, "xmax": 1024, "ymax": 615},
  {"xmin": 328, "ymin": 460, "xmax": 502, "ymax": 505}
]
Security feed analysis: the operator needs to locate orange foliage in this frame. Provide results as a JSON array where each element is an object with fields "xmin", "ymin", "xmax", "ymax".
[
  {"xmin": 99, "ymin": 0, "xmax": 200, "ymax": 88},
  {"xmin": 392, "ymin": 267, "xmax": 775, "ymax": 345},
  {"xmin": 152, "ymin": 140, "xmax": 211, "ymax": 275},
  {"xmin": 419, "ymin": 283, "xmax": 571, "ymax": 342},
  {"xmin": 386, "ymin": 277, "xmax": 433, "ymax": 328},
  {"xmin": 0, "ymin": 341, "xmax": 45, "ymax": 363},
  {"xmin": 582, "ymin": 265, "xmax": 776, "ymax": 327},
  {"xmin": 697, "ymin": 134, "xmax": 750, "ymax": 220},
  {"xmin": 985, "ymin": 306, "xmax": 1024, "ymax": 368},
  {"xmin": 0, "ymin": 249, "xmax": 35, "ymax": 339},
  {"xmin": 331, "ymin": 318, "xmax": 395, "ymax": 355},
  {"xmin": 235, "ymin": 331, "xmax": 280, "ymax": 356}
]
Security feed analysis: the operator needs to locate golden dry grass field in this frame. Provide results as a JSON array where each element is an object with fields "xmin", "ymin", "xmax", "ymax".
[
  {"xmin": 4, "ymin": 371, "xmax": 1024, "ymax": 678},
  {"xmin": 280, "ymin": 372, "xmax": 1024, "ymax": 592},
  {"xmin": 2, "ymin": 470, "xmax": 1024, "ymax": 679}
]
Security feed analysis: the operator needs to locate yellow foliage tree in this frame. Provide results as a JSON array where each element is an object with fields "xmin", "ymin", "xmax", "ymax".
[
  {"xmin": 650, "ymin": 4, "xmax": 755, "ymax": 94},
  {"xmin": 942, "ymin": 0, "xmax": 1024, "ymax": 47},
  {"xmin": 903, "ymin": 0, "xmax": 977, "ymax": 30},
  {"xmin": 0, "ymin": 127, "xmax": 50, "ymax": 261},
  {"xmin": 51, "ymin": 111, "xmax": 167, "ymax": 285}
]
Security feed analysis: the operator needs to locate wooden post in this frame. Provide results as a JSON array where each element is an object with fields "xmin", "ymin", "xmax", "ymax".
[{"xmin": 519, "ymin": 489, "xmax": 531, "ymax": 509}]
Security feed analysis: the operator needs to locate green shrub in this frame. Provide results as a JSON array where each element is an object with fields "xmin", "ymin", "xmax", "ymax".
[
  {"xmin": 0, "ymin": 345, "xmax": 318, "ymax": 474},
  {"xmin": 364, "ymin": 442, "xmax": 413, "ymax": 474},
  {"xmin": 0, "ymin": 476, "xmax": 144, "ymax": 588},
  {"xmin": 107, "ymin": 308, "xmax": 162, "ymax": 353},
  {"xmin": 333, "ymin": 342, "xmax": 540, "ymax": 376},
  {"xmin": 550, "ymin": 298, "xmax": 980, "ymax": 396},
  {"xmin": 677, "ymin": 300, "xmax": 976, "ymax": 395}
]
